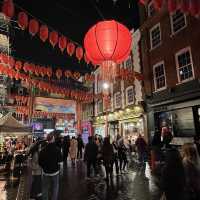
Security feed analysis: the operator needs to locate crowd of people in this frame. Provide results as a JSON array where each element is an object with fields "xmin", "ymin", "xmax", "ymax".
[{"xmin": 28, "ymin": 130, "xmax": 200, "ymax": 200}]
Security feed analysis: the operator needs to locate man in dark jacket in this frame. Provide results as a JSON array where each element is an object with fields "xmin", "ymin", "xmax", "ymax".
[
  {"xmin": 77, "ymin": 135, "xmax": 84, "ymax": 159},
  {"xmin": 84, "ymin": 136, "xmax": 98, "ymax": 178},
  {"xmin": 39, "ymin": 132, "xmax": 62, "ymax": 200}
]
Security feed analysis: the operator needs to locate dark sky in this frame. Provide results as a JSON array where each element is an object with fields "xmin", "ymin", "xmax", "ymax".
[{"xmin": 10, "ymin": 0, "xmax": 139, "ymax": 74}]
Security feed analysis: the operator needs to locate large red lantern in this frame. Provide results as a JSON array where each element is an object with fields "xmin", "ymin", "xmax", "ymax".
[
  {"xmin": 29, "ymin": 19, "xmax": 39, "ymax": 36},
  {"xmin": 67, "ymin": 42, "xmax": 75, "ymax": 56},
  {"xmin": 84, "ymin": 20, "xmax": 132, "ymax": 82},
  {"xmin": 59, "ymin": 36, "xmax": 67, "ymax": 52},
  {"xmin": 84, "ymin": 20, "xmax": 132, "ymax": 65},
  {"xmin": 40, "ymin": 25, "xmax": 49, "ymax": 42},
  {"xmin": 76, "ymin": 47, "xmax": 83, "ymax": 62},
  {"xmin": 2, "ymin": 0, "xmax": 14, "ymax": 19},
  {"xmin": 49, "ymin": 31, "xmax": 58, "ymax": 47},
  {"xmin": 18, "ymin": 12, "xmax": 28, "ymax": 30}
]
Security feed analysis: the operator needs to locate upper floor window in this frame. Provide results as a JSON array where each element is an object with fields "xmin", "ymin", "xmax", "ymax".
[
  {"xmin": 126, "ymin": 86, "xmax": 134, "ymax": 105},
  {"xmin": 153, "ymin": 61, "xmax": 166, "ymax": 91},
  {"xmin": 97, "ymin": 100, "xmax": 103, "ymax": 114},
  {"xmin": 150, "ymin": 23, "xmax": 161, "ymax": 49},
  {"xmin": 170, "ymin": 10, "xmax": 187, "ymax": 34},
  {"xmin": 114, "ymin": 92, "xmax": 121, "ymax": 109},
  {"xmin": 175, "ymin": 47, "xmax": 194, "ymax": 83},
  {"xmin": 148, "ymin": 1, "xmax": 156, "ymax": 17}
]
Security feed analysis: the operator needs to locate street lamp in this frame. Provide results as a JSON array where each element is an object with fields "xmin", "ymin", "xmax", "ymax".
[{"xmin": 102, "ymin": 82, "xmax": 109, "ymax": 90}]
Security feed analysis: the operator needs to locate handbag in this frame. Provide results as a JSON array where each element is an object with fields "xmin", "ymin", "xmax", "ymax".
[{"xmin": 160, "ymin": 193, "xmax": 167, "ymax": 200}]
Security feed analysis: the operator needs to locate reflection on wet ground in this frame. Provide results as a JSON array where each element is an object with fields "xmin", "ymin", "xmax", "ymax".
[{"xmin": 59, "ymin": 160, "xmax": 161, "ymax": 200}]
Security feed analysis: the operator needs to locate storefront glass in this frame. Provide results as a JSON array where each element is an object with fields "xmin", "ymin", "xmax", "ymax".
[{"xmin": 94, "ymin": 126, "xmax": 105, "ymax": 138}]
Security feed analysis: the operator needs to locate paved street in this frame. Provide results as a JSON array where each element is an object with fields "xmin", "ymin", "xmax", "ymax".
[{"xmin": 59, "ymin": 160, "xmax": 161, "ymax": 200}]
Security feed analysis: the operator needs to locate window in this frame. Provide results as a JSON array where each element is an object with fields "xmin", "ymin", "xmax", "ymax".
[
  {"xmin": 170, "ymin": 10, "xmax": 186, "ymax": 34},
  {"xmin": 97, "ymin": 100, "xmax": 103, "ymax": 114},
  {"xmin": 114, "ymin": 92, "xmax": 121, "ymax": 109},
  {"xmin": 126, "ymin": 86, "xmax": 134, "ymax": 105},
  {"xmin": 153, "ymin": 61, "xmax": 166, "ymax": 91},
  {"xmin": 176, "ymin": 47, "xmax": 194, "ymax": 83},
  {"xmin": 148, "ymin": 1, "xmax": 156, "ymax": 17},
  {"xmin": 150, "ymin": 23, "xmax": 161, "ymax": 49}
]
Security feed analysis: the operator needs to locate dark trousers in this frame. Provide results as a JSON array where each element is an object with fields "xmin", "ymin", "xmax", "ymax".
[
  {"xmin": 77, "ymin": 148, "xmax": 83, "ymax": 159},
  {"xmin": 104, "ymin": 161, "xmax": 113, "ymax": 178},
  {"xmin": 113, "ymin": 156, "xmax": 119, "ymax": 174},
  {"xmin": 87, "ymin": 160, "xmax": 96, "ymax": 177},
  {"xmin": 119, "ymin": 156, "xmax": 128, "ymax": 171},
  {"xmin": 30, "ymin": 175, "xmax": 42, "ymax": 198}
]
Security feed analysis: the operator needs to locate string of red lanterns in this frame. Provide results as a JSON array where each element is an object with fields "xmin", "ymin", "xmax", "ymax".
[
  {"xmin": 139, "ymin": 0, "xmax": 200, "ymax": 17},
  {"xmin": 1, "ymin": 0, "xmax": 90, "ymax": 65}
]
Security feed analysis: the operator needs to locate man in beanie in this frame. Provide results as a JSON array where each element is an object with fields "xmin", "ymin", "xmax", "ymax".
[{"xmin": 39, "ymin": 132, "xmax": 62, "ymax": 200}]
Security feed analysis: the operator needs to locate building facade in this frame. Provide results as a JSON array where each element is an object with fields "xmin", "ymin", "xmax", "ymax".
[
  {"xmin": 140, "ymin": 2, "xmax": 200, "ymax": 143},
  {"xmin": 93, "ymin": 29, "xmax": 145, "ymax": 141}
]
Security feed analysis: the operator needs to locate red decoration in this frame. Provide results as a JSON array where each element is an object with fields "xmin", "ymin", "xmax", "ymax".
[
  {"xmin": 49, "ymin": 31, "xmax": 58, "ymax": 47},
  {"xmin": 2, "ymin": 0, "xmax": 14, "ymax": 19},
  {"xmin": 56, "ymin": 69, "xmax": 62, "ymax": 79},
  {"xmin": 84, "ymin": 20, "xmax": 132, "ymax": 65},
  {"xmin": 29, "ymin": 19, "xmax": 39, "ymax": 36},
  {"xmin": 189, "ymin": 0, "xmax": 200, "ymax": 16},
  {"xmin": 168, "ymin": 0, "xmax": 177, "ymax": 13},
  {"xmin": 181, "ymin": 0, "xmax": 190, "ymax": 13},
  {"xmin": 39, "ymin": 25, "xmax": 49, "ymax": 42},
  {"xmin": 76, "ymin": 47, "xmax": 83, "ymax": 62},
  {"xmin": 15, "ymin": 61, "xmax": 22, "ymax": 71},
  {"xmin": 8, "ymin": 56, "xmax": 15, "ymax": 68},
  {"xmin": 153, "ymin": 0, "xmax": 163, "ymax": 10},
  {"xmin": 84, "ymin": 53, "xmax": 90, "ymax": 65},
  {"xmin": 67, "ymin": 42, "xmax": 75, "ymax": 56},
  {"xmin": 64, "ymin": 70, "xmax": 72, "ymax": 78},
  {"xmin": 59, "ymin": 36, "xmax": 67, "ymax": 52},
  {"xmin": 18, "ymin": 12, "xmax": 28, "ymax": 30}
]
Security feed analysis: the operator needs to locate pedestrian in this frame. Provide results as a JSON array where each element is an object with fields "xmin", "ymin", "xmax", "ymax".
[
  {"xmin": 102, "ymin": 137, "xmax": 114, "ymax": 181},
  {"xmin": 69, "ymin": 136, "xmax": 78, "ymax": 166},
  {"xmin": 135, "ymin": 134, "xmax": 147, "ymax": 164},
  {"xmin": 112, "ymin": 140, "xmax": 119, "ymax": 175},
  {"xmin": 118, "ymin": 139, "xmax": 128, "ymax": 173},
  {"xmin": 29, "ymin": 141, "xmax": 43, "ymax": 200},
  {"xmin": 77, "ymin": 135, "xmax": 84, "ymax": 160},
  {"xmin": 84, "ymin": 136, "xmax": 98, "ymax": 179},
  {"xmin": 39, "ymin": 132, "xmax": 62, "ymax": 200},
  {"xmin": 182, "ymin": 143, "xmax": 200, "ymax": 200},
  {"xmin": 63, "ymin": 135, "xmax": 70, "ymax": 162},
  {"xmin": 160, "ymin": 148, "xmax": 186, "ymax": 200}
]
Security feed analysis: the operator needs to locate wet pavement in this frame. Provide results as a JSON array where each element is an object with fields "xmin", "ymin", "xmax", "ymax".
[{"xmin": 59, "ymin": 159, "xmax": 161, "ymax": 200}]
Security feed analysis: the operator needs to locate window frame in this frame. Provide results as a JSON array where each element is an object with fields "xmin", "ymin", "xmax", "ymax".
[
  {"xmin": 147, "ymin": 1, "xmax": 156, "ymax": 17},
  {"xmin": 125, "ymin": 86, "xmax": 134, "ymax": 106},
  {"xmin": 153, "ymin": 61, "xmax": 167, "ymax": 92},
  {"xmin": 175, "ymin": 47, "xmax": 195, "ymax": 84},
  {"xmin": 170, "ymin": 10, "xmax": 187, "ymax": 35},
  {"xmin": 150, "ymin": 23, "xmax": 161, "ymax": 50},
  {"xmin": 114, "ymin": 92, "xmax": 121, "ymax": 109}
]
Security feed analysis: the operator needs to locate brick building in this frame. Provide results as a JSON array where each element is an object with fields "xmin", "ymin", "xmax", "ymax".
[
  {"xmin": 93, "ymin": 29, "xmax": 145, "ymax": 141},
  {"xmin": 140, "ymin": 1, "xmax": 200, "ymax": 143}
]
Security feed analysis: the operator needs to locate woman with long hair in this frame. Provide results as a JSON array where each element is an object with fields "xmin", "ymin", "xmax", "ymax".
[
  {"xmin": 161, "ymin": 148, "xmax": 186, "ymax": 200},
  {"xmin": 182, "ymin": 143, "xmax": 200, "ymax": 200}
]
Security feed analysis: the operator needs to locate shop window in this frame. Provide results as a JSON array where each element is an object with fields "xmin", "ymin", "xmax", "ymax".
[
  {"xmin": 126, "ymin": 86, "xmax": 134, "ymax": 105},
  {"xmin": 153, "ymin": 61, "xmax": 166, "ymax": 91},
  {"xmin": 97, "ymin": 100, "xmax": 103, "ymax": 114},
  {"xmin": 176, "ymin": 47, "xmax": 194, "ymax": 83},
  {"xmin": 150, "ymin": 23, "xmax": 161, "ymax": 49},
  {"xmin": 148, "ymin": 1, "xmax": 156, "ymax": 17},
  {"xmin": 170, "ymin": 10, "xmax": 187, "ymax": 34},
  {"xmin": 114, "ymin": 92, "xmax": 121, "ymax": 109}
]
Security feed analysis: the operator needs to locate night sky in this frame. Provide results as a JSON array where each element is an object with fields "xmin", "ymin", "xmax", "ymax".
[{"xmin": 8, "ymin": 0, "xmax": 140, "ymax": 74}]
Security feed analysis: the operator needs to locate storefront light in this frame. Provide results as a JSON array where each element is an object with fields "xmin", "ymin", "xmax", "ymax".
[
  {"xmin": 139, "ymin": 118, "xmax": 143, "ymax": 122},
  {"xmin": 126, "ymin": 108, "xmax": 131, "ymax": 113},
  {"xmin": 119, "ymin": 110, "xmax": 123, "ymax": 114}
]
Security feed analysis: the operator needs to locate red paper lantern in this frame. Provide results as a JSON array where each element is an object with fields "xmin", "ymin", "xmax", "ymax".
[
  {"xmin": 15, "ymin": 61, "xmax": 22, "ymax": 71},
  {"xmin": 18, "ymin": 12, "xmax": 28, "ymax": 30},
  {"xmin": 40, "ymin": 25, "xmax": 49, "ymax": 42},
  {"xmin": 59, "ymin": 36, "xmax": 67, "ymax": 52},
  {"xmin": 64, "ymin": 70, "xmax": 72, "ymax": 78},
  {"xmin": 8, "ymin": 56, "xmax": 15, "ymax": 68},
  {"xmin": 29, "ymin": 19, "xmax": 39, "ymax": 36},
  {"xmin": 76, "ymin": 47, "xmax": 83, "ymax": 62},
  {"xmin": 168, "ymin": 0, "xmax": 177, "ymax": 13},
  {"xmin": 67, "ymin": 42, "xmax": 75, "ymax": 56},
  {"xmin": 49, "ymin": 31, "xmax": 58, "ymax": 47},
  {"xmin": 153, "ymin": 0, "xmax": 163, "ymax": 10},
  {"xmin": 84, "ymin": 20, "xmax": 132, "ymax": 65},
  {"xmin": 47, "ymin": 67, "xmax": 52, "ymax": 78},
  {"xmin": 1, "ymin": 54, "xmax": 9, "ymax": 64},
  {"xmin": 2, "ymin": 0, "xmax": 14, "ymax": 19}
]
